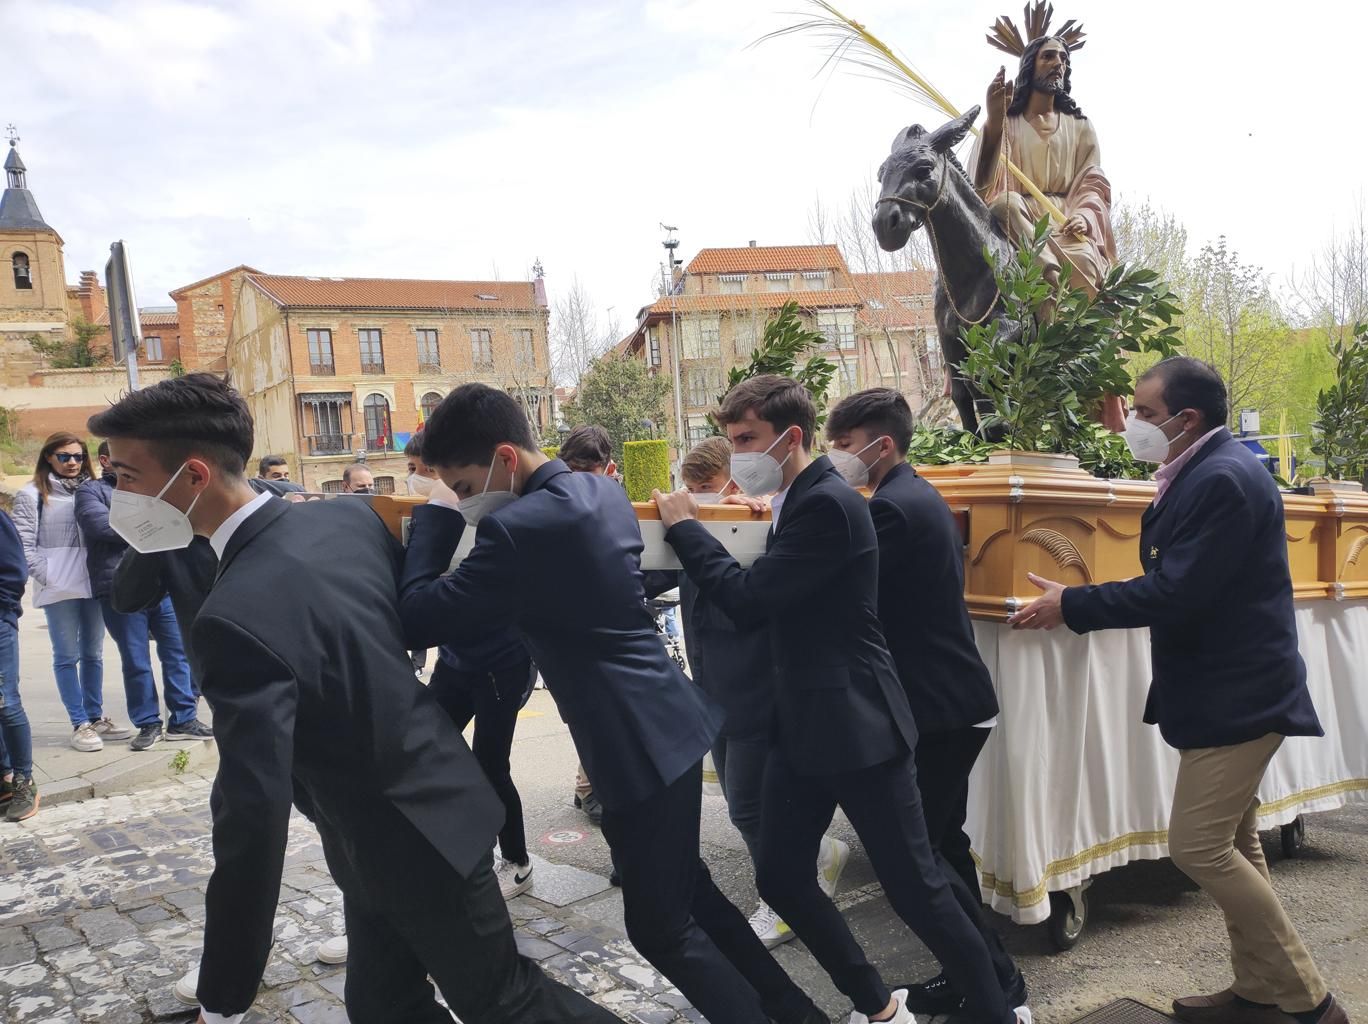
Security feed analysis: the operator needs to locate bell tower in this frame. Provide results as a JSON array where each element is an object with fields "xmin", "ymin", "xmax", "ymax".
[{"xmin": 0, "ymin": 127, "xmax": 71, "ymax": 385}]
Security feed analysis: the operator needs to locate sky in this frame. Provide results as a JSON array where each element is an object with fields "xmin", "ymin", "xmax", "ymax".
[{"xmin": 5, "ymin": 0, "xmax": 1366, "ymax": 340}]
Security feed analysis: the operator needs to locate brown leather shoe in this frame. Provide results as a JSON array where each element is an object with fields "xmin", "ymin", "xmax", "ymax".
[{"xmin": 1173, "ymin": 990, "xmax": 1291, "ymax": 1024}]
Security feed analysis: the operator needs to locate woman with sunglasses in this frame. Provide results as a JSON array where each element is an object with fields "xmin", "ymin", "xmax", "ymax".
[{"xmin": 10, "ymin": 432, "xmax": 130, "ymax": 752}]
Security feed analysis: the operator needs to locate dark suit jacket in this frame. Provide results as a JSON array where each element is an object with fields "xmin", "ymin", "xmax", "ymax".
[
  {"xmin": 1061, "ymin": 430, "xmax": 1323, "ymax": 750},
  {"xmin": 665, "ymin": 456, "xmax": 918, "ymax": 775},
  {"xmin": 870, "ymin": 462, "xmax": 998, "ymax": 733},
  {"xmin": 0, "ymin": 510, "xmax": 27, "ymax": 630},
  {"xmin": 195, "ymin": 497, "xmax": 503, "ymax": 1015},
  {"xmin": 400, "ymin": 460, "xmax": 722, "ymax": 811}
]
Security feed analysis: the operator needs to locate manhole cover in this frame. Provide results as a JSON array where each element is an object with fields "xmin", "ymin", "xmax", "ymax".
[
  {"xmin": 1070, "ymin": 999, "xmax": 1174, "ymax": 1024},
  {"xmin": 542, "ymin": 829, "xmax": 586, "ymax": 845}
]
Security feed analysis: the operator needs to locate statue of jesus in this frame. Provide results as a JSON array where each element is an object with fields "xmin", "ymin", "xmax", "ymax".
[{"xmin": 970, "ymin": 33, "xmax": 1115, "ymax": 299}]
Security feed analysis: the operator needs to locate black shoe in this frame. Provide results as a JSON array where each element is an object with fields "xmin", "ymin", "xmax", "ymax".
[
  {"xmin": 130, "ymin": 723, "xmax": 163, "ymax": 751},
  {"xmin": 577, "ymin": 790, "xmax": 604, "ymax": 826},
  {"xmin": 901, "ymin": 973, "xmax": 964, "ymax": 1016},
  {"xmin": 609, "ymin": 868, "xmax": 621, "ymax": 887},
  {"xmin": 166, "ymin": 719, "xmax": 214, "ymax": 741},
  {"xmin": 1005, "ymin": 970, "xmax": 1028, "ymax": 1009}
]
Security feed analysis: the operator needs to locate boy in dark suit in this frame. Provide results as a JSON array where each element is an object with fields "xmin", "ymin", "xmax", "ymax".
[
  {"xmin": 1012, "ymin": 357, "xmax": 1343, "ymax": 1024},
  {"xmin": 826, "ymin": 388, "xmax": 1024, "ymax": 1015},
  {"xmin": 654, "ymin": 375, "xmax": 1024, "ymax": 1024},
  {"xmin": 400, "ymin": 383, "xmax": 825, "ymax": 1024},
  {"xmin": 88, "ymin": 374, "xmax": 615, "ymax": 1024}
]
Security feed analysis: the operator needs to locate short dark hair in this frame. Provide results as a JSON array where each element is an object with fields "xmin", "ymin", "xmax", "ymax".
[
  {"xmin": 258, "ymin": 455, "xmax": 288, "ymax": 476},
  {"xmin": 87, "ymin": 373, "xmax": 254, "ymax": 477},
  {"xmin": 827, "ymin": 388, "xmax": 915, "ymax": 454},
  {"xmin": 404, "ymin": 434, "xmax": 424, "ymax": 459},
  {"xmin": 97, "ymin": 440, "xmax": 110, "ymax": 458},
  {"xmin": 1139, "ymin": 357, "xmax": 1229, "ymax": 430},
  {"xmin": 558, "ymin": 425, "xmax": 612, "ymax": 471},
  {"xmin": 422, "ymin": 383, "xmax": 536, "ymax": 467},
  {"xmin": 716, "ymin": 374, "xmax": 816, "ymax": 451},
  {"xmin": 342, "ymin": 463, "xmax": 371, "ymax": 485}
]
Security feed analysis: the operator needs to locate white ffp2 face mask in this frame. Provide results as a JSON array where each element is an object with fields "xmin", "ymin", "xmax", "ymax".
[
  {"xmin": 108, "ymin": 463, "xmax": 202, "ymax": 553},
  {"xmin": 828, "ymin": 437, "xmax": 886, "ymax": 488},
  {"xmin": 1122, "ymin": 412, "xmax": 1182, "ymax": 463},
  {"xmin": 407, "ymin": 472, "xmax": 436, "ymax": 497},
  {"xmin": 458, "ymin": 459, "xmax": 518, "ymax": 526},
  {"xmin": 729, "ymin": 431, "xmax": 793, "ymax": 497}
]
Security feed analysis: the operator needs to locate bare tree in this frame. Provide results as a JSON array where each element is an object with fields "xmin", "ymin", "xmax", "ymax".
[
  {"xmin": 1112, "ymin": 198, "xmax": 1190, "ymax": 287},
  {"xmin": 550, "ymin": 276, "xmax": 619, "ymax": 386},
  {"xmin": 1290, "ymin": 197, "xmax": 1368, "ymax": 344}
]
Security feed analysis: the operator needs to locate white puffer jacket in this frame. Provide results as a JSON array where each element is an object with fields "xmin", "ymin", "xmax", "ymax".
[{"xmin": 9, "ymin": 481, "xmax": 93, "ymax": 608}]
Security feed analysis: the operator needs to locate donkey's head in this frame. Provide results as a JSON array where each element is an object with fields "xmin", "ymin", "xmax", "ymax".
[{"xmin": 872, "ymin": 105, "xmax": 979, "ymax": 252}]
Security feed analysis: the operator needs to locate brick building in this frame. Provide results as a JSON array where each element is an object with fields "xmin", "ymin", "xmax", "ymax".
[
  {"xmin": 618, "ymin": 244, "xmax": 939, "ymax": 451},
  {"xmin": 228, "ymin": 272, "xmax": 552, "ymax": 491}
]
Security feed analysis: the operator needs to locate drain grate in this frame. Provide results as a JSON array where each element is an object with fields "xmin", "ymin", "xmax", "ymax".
[{"xmin": 1070, "ymin": 999, "xmax": 1175, "ymax": 1024}]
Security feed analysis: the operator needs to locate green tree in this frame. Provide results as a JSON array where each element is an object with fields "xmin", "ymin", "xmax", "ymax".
[
  {"xmin": 1310, "ymin": 323, "xmax": 1368, "ymax": 481},
  {"xmin": 716, "ymin": 301, "xmax": 836, "ymax": 429},
  {"xmin": 562, "ymin": 355, "xmax": 671, "ymax": 464},
  {"xmin": 28, "ymin": 317, "xmax": 111, "ymax": 369}
]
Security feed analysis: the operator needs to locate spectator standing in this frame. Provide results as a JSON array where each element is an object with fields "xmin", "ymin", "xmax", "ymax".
[
  {"xmin": 10, "ymin": 432, "xmax": 130, "ymax": 752},
  {"xmin": 0, "ymin": 508, "xmax": 38, "ymax": 821},
  {"xmin": 341, "ymin": 464, "xmax": 375, "ymax": 494},
  {"xmin": 257, "ymin": 455, "xmax": 291, "ymax": 482},
  {"xmin": 75, "ymin": 442, "xmax": 210, "ymax": 751}
]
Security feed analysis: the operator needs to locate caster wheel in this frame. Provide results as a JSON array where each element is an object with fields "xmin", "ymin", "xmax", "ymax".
[
  {"xmin": 1281, "ymin": 815, "xmax": 1306, "ymax": 859},
  {"xmin": 1048, "ymin": 888, "xmax": 1087, "ymax": 951}
]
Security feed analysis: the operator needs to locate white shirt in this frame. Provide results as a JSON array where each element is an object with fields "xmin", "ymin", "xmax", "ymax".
[
  {"xmin": 768, "ymin": 484, "xmax": 792, "ymax": 528},
  {"xmin": 209, "ymin": 491, "xmax": 273, "ymax": 561}
]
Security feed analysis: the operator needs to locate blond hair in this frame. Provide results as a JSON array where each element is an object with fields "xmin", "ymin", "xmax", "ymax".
[{"xmin": 681, "ymin": 436, "xmax": 732, "ymax": 486}]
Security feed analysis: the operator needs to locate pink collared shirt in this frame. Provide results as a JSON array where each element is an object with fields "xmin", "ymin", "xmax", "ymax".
[{"xmin": 1152, "ymin": 426, "xmax": 1224, "ymax": 507}]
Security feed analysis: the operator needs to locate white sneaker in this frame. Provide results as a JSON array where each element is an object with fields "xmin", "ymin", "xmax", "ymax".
[
  {"xmin": 316, "ymin": 935, "xmax": 349, "ymax": 964},
  {"xmin": 173, "ymin": 967, "xmax": 199, "ymax": 1006},
  {"xmin": 817, "ymin": 834, "xmax": 851, "ymax": 899},
  {"xmin": 497, "ymin": 858, "xmax": 534, "ymax": 900},
  {"xmin": 1016, "ymin": 1006, "xmax": 1034, "ymax": 1024},
  {"xmin": 71, "ymin": 723, "xmax": 103, "ymax": 752},
  {"xmin": 847, "ymin": 988, "xmax": 913, "ymax": 1024},
  {"xmin": 748, "ymin": 901, "xmax": 795, "ymax": 949},
  {"xmin": 701, "ymin": 752, "xmax": 723, "ymax": 797},
  {"xmin": 92, "ymin": 717, "xmax": 134, "ymax": 741}
]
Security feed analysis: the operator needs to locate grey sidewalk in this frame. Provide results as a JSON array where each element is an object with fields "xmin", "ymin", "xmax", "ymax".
[{"xmin": 11, "ymin": 612, "xmax": 217, "ymax": 807}]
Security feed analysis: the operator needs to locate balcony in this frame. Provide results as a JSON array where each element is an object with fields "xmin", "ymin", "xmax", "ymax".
[
  {"xmin": 305, "ymin": 433, "xmax": 355, "ymax": 456},
  {"xmin": 360, "ymin": 362, "xmax": 386, "ymax": 375}
]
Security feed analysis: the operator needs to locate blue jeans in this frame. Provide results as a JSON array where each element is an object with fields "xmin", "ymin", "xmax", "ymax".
[
  {"xmin": 100, "ymin": 597, "xmax": 198, "ymax": 728},
  {"xmin": 43, "ymin": 598, "xmax": 105, "ymax": 728},
  {"xmin": 0, "ymin": 621, "xmax": 33, "ymax": 779}
]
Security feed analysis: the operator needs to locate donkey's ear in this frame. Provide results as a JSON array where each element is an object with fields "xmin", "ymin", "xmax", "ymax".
[
  {"xmin": 928, "ymin": 106, "xmax": 980, "ymax": 153},
  {"xmin": 891, "ymin": 124, "xmax": 927, "ymax": 152}
]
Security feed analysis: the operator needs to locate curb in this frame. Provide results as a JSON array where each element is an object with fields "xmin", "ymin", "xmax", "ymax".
[{"xmin": 38, "ymin": 739, "xmax": 218, "ymax": 808}]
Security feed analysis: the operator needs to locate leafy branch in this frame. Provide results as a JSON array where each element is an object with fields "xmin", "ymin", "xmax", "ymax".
[
  {"xmin": 1310, "ymin": 322, "xmax": 1368, "ymax": 481},
  {"xmin": 713, "ymin": 300, "xmax": 836, "ymax": 431}
]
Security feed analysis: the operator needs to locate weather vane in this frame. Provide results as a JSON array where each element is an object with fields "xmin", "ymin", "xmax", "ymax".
[{"xmin": 4, "ymin": 124, "xmax": 18, "ymax": 147}]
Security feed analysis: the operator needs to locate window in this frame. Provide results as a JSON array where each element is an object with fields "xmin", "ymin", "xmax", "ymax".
[
  {"xmin": 372, "ymin": 475, "xmax": 397, "ymax": 495},
  {"xmin": 514, "ymin": 329, "xmax": 535, "ymax": 368},
  {"xmin": 817, "ymin": 309, "xmax": 856, "ymax": 350},
  {"xmin": 766, "ymin": 272, "xmax": 793, "ymax": 293},
  {"xmin": 925, "ymin": 329, "xmax": 942, "ymax": 370},
  {"xmin": 300, "ymin": 393, "xmax": 353, "ymax": 454},
  {"xmin": 307, "ymin": 329, "xmax": 335, "ymax": 375},
  {"xmin": 12, "ymin": 252, "xmax": 32, "ymax": 289},
  {"xmin": 802, "ymin": 271, "xmax": 830, "ymax": 289},
  {"xmin": 363, "ymin": 394, "xmax": 392, "ymax": 451},
  {"xmin": 686, "ymin": 415, "xmax": 712, "ymax": 444},
  {"xmin": 720, "ymin": 274, "xmax": 745, "ymax": 295},
  {"xmin": 358, "ymin": 329, "xmax": 384, "ymax": 374},
  {"xmin": 416, "ymin": 329, "xmax": 440, "ymax": 372},
  {"xmin": 686, "ymin": 367, "xmax": 721, "ymax": 409},
  {"xmin": 647, "ymin": 328, "xmax": 661, "ymax": 368},
  {"xmin": 681, "ymin": 317, "xmax": 720, "ymax": 360},
  {"xmin": 470, "ymin": 328, "xmax": 494, "ymax": 367},
  {"xmin": 837, "ymin": 358, "xmax": 859, "ymax": 395},
  {"xmin": 733, "ymin": 315, "xmax": 758, "ymax": 358},
  {"xmin": 421, "ymin": 391, "xmax": 442, "ymax": 421},
  {"xmin": 141, "ymin": 336, "xmax": 163, "ymax": 361}
]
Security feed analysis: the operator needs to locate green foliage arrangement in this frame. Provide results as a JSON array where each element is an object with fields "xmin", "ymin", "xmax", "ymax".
[
  {"xmin": 715, "ymin": 301, "xmax": 836, "ymax": 430},
  {"xmin": 959, "ymin": 219, "xmax": 1182, "ymax": 455},
  {"xmin": 622, "ymin": 439, "xmax": 671, "ymax": 501},
  {"xmin": 1310, "ymin": 323, "xmax": 1368, "ymax": 482},
  {"xmin": 541, "ymin": 445, "xmax": 560, "ymax": 461}
]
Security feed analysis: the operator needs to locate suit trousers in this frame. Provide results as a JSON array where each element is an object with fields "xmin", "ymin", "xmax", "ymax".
[
  {"xmin": 913, "ymin": 727, "xmax": 1017, "ymax": 988},
  {"xmin": 320, "ymin": 812, "xmax": 616, "ymax": 1024},
  {"xmin": 1168, "ymin": 733, "xmax": 1328, "ymax": 1013},
  {"xmin": 600, "ymin": 760, "xmax": 813, "ymax": 1024},
  {"xmin": 756, "ymin": 749, "xmax": 1013, "ymax": 1024}
]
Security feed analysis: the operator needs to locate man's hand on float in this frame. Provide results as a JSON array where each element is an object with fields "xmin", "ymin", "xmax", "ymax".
[
  {"xmin": 721, "ymin": 494, "xmax": 769, "ymax": 514},
  {"xmin": 1007, "ymin": 572, "xmax": 1067, "ymax": 630},
  {"xmin": 986, "ymin": 66, "xmax": 1014, "ymax": 126},
  {"xmin": 653, "ymin": 488, "xmax": 699, "ymax": 529}
]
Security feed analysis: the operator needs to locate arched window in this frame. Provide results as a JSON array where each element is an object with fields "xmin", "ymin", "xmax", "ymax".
[
  {"xmin": 12, "ymin": 253, "xmax": 32, "ymax": 290},
  {"xmin": 363, "ymin": 394, "xmax": 392, "ymax": 451},
  {"xmin": 420, "ymin": 391, "xmax": 442, "ymax": 421}
]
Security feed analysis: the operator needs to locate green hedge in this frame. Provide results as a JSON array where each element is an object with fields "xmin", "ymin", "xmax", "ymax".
[
  {"xmin": 542, "ymin": 445, "xmax": 560, "ymax": 461},
  {"xmin": 622, "ymin": 439, "xmax": 671, "ymax": 502}
]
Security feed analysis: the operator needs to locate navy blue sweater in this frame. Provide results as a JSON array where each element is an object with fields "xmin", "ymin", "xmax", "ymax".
[{"xmin": 0, "ymin": 509, "xmax": 28, "ymax": 629}]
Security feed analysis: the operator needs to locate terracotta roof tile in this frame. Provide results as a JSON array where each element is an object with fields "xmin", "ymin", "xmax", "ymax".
[
  {"xmin": 139, "ymin": 311, "xmax": 179, "ymax": 328},
  {"xmin": 246, "ymin": 275, "xmax": 544, "ymax": 312},
  {"xmin": 684, "ymin": 245, "xmax": 847, "ymax": 276},
  {"xmin": 646, "ymin": 289, "xmax": 862, "ymax": 316},
  {"xmin": 850, "ymin": 271, "xmax": 936, "ymax": 329}
]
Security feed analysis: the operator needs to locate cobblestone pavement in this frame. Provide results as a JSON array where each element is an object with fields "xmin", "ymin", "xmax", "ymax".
[{"xmin": 0, "ymin": 776, "xmax": 706, "ymax": 1024}]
